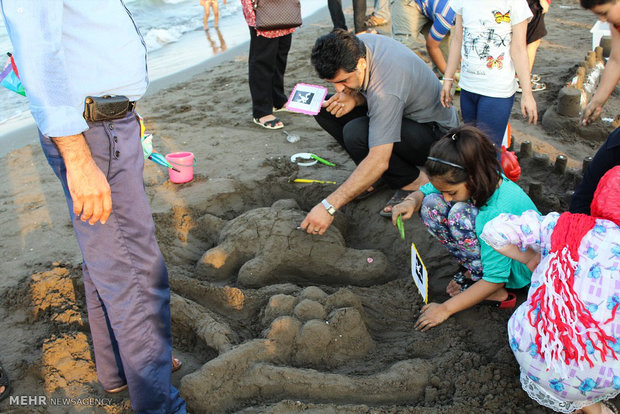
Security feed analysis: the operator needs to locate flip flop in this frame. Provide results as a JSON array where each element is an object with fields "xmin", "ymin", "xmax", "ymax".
[
  {"xmin": 452, "ymin": 269, "xmax": 475, "ymax": 292},
  {"xmin": 0, "ymin": 363, "xmax": 10, "ymax": 402},
  {"xmin": 602, "ymin": 401, "xmax": 619, "ymax": 414},
  {"xmin": 172, "ymin": 357, "xmax": 183, "ymax": 373},
  {"xmin": 379, "ymin": 189, "xmax": 414, "ymax": 217},
  {"xmin": 253, "ymin": 117, "xmax": 283, "ymax": 130},
  {"xmin": 479, "ymin": 292, "xmax": 517, "ymax": 309},
  {"xmin": 273, "ymin": 106, "xmax": 292, "ymax": 113},
  {"xmin": 365, "ymin": 14, "xmax": 387, "ymax": 27},
  {"xmin": 354, "ymin": 178, "xmax": 388, "ymax": 201}
]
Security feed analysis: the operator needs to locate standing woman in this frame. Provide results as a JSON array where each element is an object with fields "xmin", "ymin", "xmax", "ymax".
[
  {"xmin": 580, "ymin": 0, "xmax": 620, "ymax": 125},
  {"xmin": 242, "ymin": 0, "xmax": 297, "ymax": 130},
  {"xmin": 441, "ymin": 0, "xmax": 538, "ymax": 151}
]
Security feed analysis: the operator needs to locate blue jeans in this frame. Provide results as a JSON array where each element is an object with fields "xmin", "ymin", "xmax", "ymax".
[
  {"xmin": 460, "ymin": 89, "xmax": 515, "ymax": 150},
  {"xmin": 39, "ymin": 112, "xmax": 186, "ymax": 414},
  {"xmin": 420, "ymin": 193, "xmax": 483, "ymax": 279}
]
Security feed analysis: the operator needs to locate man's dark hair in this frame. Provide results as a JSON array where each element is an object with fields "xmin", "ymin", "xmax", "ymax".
[
  {"xmin": 580, "ymin": 0, "xmax": 614, "ymax": 9},
  {"xmin": 425, "ymin": 125, "xmax": 501, "ymax": 208},
  {"xmin": 311, "ymin": 29, "xmax": 366, "ymax": 79}
]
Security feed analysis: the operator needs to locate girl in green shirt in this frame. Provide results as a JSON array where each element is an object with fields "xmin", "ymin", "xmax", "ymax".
[{"xmin": 392, "ymin": 125, "xmax": 538, "ymax": 331}]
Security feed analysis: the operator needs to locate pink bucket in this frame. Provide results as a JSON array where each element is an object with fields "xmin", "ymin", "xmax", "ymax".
[{"xmin": 165, "ymin": 152, "xmax": 194, "ymax": 183}]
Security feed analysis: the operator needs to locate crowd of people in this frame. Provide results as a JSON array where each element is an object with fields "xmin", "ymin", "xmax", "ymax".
[{"xmin": 0, "ymin": 0, "xmax": 619, "ymax": 413}]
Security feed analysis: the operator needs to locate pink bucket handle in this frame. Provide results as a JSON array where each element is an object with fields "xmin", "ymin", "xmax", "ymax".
[{"xmin": 167, "ymin": 157, "xmax": 196, "ymax": 168}]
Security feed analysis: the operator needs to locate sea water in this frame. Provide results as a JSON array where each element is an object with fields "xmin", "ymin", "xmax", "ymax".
[{"xmin": 0, "ymin": 0, "xmax": 326, "ymax": 133}]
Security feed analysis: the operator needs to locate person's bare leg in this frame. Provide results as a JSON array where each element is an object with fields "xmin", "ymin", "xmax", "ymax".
[
  {"xmin": 401, "ymin": 170, "xmax": 429, "ymax": 191},
  {"xmin": 527, "ymin": 39, "xmax": 541, "ymax": 73},
  {"xmin": 447, "ymin": 279, "xmax": 510, "ymax": 302},
  {"xmin": 203, "ymin": 5, "xmax": 211, "ymax": 29},
  {"xmin": 580, "ymin": 402, "xmax": 616, "ymax": 414},
  {"xmin": 213, "ymin": 2, "xmax": 219, "ymax": 27}
]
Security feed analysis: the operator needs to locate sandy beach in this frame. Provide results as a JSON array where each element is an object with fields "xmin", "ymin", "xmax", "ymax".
[{"xmin": 0, "ymin": 1, "xmax": 618, "ymax": 413}]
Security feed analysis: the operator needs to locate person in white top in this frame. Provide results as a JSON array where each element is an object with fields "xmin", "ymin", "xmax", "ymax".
[{"xmin": 441, "ymin": 0, "xmax": 538, "ymax": 152}]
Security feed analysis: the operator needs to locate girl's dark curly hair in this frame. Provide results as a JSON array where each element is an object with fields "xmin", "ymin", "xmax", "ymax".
[{"xmin": 424, "ymin": 125, "xmax": 501, "ymax": 207}]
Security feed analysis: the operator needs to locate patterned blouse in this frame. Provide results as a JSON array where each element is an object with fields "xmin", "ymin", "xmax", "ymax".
[
  {"xmin": 241, "ymin": 0, "xmax": 297, "ymax": 38},
  {"xmin": 482, "ymin": 210, "xmax": 620, "ymax": 413}
]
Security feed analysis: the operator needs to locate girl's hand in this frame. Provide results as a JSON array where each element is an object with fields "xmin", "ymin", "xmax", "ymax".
[
  {"xmin": 521, "ymin": 92, "xmax": 538, "ymax": 124},
  {"xmin": 580, "ymin": 98, "xmax": 604, "ymax": 125},
  {"xmin": 414, "ymin": 303, "xmax": 450, "ymax": 331},
  {"xmin": 440, "ymin": 80, "xmax": 453, "ymax": 108},
  {"xmin": 391, "ymin": 199, "xmax": 418, "ymax": 226}
]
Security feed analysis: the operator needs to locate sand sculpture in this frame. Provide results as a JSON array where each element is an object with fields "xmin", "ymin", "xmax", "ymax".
[
  {"xmin": 179, "ymin": 286, "xmax": 432, "ymax": 413},
  {"xmin": 176, "ymin": 202, "xmax": 434, "ymax": 412},
  {"xmin": 195, "ymin": 199, "xmax": 389, "ymax": 287},
  {"xmin": 542, "ymin": 46, "xmax": 617, "ymax": 140}
]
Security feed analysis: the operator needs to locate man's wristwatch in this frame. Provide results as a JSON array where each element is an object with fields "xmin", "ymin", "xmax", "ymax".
[{"xmin": 321, "ymin": 199, "xmax": 336, "ymax": 216}]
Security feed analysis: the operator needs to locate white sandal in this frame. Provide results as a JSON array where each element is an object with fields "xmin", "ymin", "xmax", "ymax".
[{"xmin": 253, "ymin": 117, "xmax": 283, "ymax": 130}]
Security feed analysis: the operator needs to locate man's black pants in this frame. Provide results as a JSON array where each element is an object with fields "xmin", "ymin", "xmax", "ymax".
[{"xmin": 314, "ymin": 105, "xmax": 443, "ymax": 189}]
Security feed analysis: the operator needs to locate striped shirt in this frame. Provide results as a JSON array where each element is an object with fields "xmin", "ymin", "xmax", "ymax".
[{"xmin": 414, "ymin": 0, "xmax": 456, "ymax": 41}]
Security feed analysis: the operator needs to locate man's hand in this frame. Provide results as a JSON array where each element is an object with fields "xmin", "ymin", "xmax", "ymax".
[
  {"xmin": 414, "ymin": 302, "xmax": 451, "ymax": 331},
  {"xmin": 300, "ymin": 203, "xmax": 334, "ymax": 235},
  {"xmin": 323, "ymin": 92, "xmax": 358, "ymax": 118},
  {"xmin": 53, "ymin": 134, "xmax": 112, "ymax": 225}
]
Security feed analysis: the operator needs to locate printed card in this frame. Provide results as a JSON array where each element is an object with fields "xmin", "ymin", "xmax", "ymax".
[
  {"xmin": 411, "ymin": 242, "xmax": 428, "ymax": 304},
  {"xmin": 285, "ymin": 83, "xmax": 328, "ymax": 115}
]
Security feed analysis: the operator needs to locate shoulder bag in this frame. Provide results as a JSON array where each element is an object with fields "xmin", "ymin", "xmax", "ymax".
[{"xmin": 252, "ymin": 0, "xmax": 302, "ymax": 31}]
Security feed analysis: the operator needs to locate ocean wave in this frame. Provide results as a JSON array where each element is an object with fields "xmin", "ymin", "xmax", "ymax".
[{"xmin": 143, "ymin": 28, "xmax": 185, "ymax": 50}]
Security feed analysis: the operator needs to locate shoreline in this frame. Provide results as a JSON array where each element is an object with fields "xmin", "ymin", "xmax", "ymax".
[{"xmin": 0, "ymin": 3, "xmax": 329, "ymax": 158}]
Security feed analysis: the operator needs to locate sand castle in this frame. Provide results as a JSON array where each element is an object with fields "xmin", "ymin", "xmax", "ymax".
[{"xmin": 542, "ymin": 45, "xmax": 618, "ymax": 141}]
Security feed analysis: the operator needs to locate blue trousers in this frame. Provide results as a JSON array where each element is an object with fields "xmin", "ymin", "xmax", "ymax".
[
  {"xmin": 459, "ymin": 89, "xmax": 515, "ymax": 150},
  {"xmin": 39, "ymin": 112, "xmax": 186, "ymax": 414}
]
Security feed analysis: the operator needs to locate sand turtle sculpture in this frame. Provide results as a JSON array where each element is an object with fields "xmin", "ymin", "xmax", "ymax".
[{"xmin": 196, "ymin": 199, "xmax": 389, "ymax": 288}]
